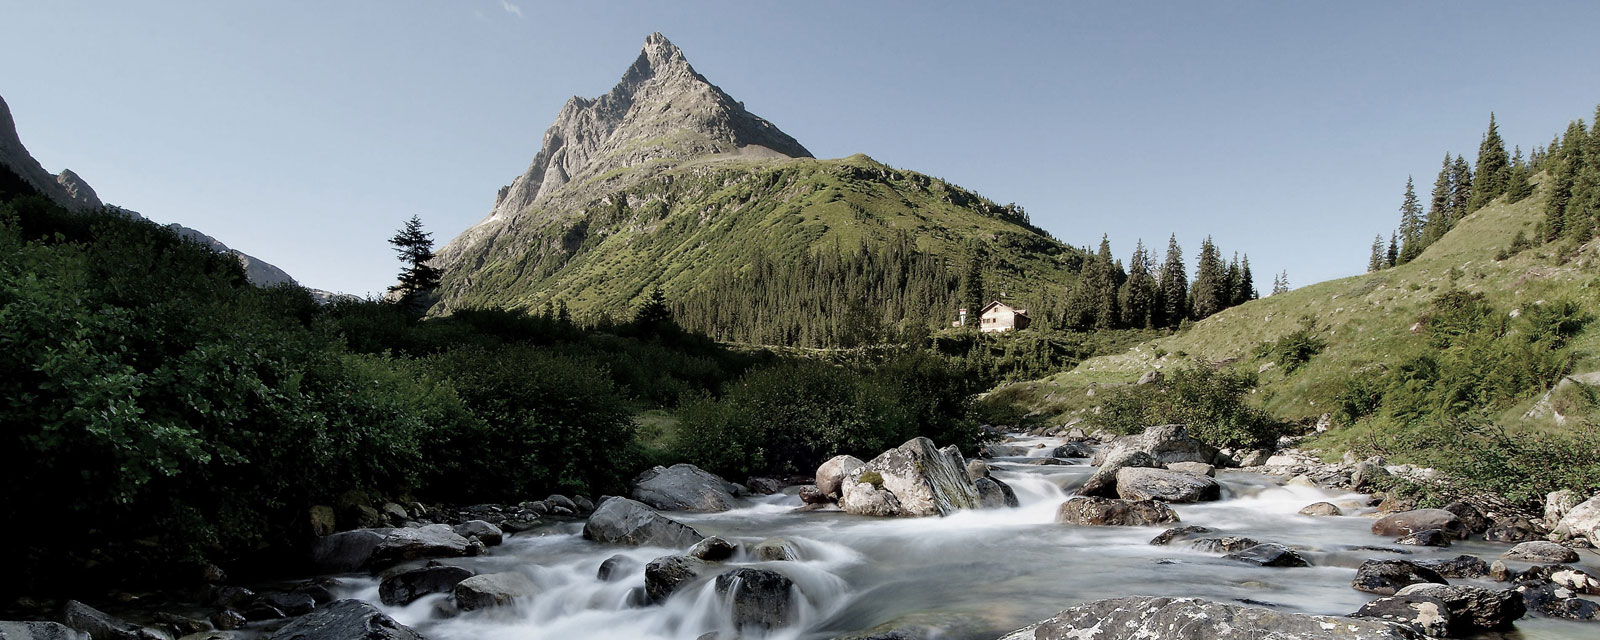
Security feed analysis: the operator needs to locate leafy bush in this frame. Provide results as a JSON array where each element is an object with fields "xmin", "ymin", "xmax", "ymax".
[
  {"xmin": 1089, "ymin": 363, "xmax": 1284, "ymax": 448},
  {"xmin": 1400, "ymin": 416, "xmax": 1600, "ymax": 507},
  {"xmin": 1253, "ymin": 316, "xmax": 1326, "ymax": 373}
]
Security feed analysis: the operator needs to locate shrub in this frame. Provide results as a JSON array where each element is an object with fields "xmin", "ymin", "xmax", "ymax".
[
  {"xmin": 1089, "ymin": 363, "xmax": 1283, "ymax": 448},
  {"xmin": 1254, "ymin": 316, "xmax": 1326, "ymax": 373}
]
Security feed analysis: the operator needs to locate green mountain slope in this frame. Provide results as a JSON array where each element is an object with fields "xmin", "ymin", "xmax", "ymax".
[{"xmin": 1006, "ymin": 174, "xmax": 1600, "ymax": 434}]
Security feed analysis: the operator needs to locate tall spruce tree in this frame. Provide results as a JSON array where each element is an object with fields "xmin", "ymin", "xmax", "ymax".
[
  {"xmin": 1506, "ymin": 145, "xmax": 1534, "ymax": 204},
  {"xmin": 1449, "ymin": 154, "xmax": 1473, "ymax": 222},
  {"xmin": 1158, "ymin": 234, "xmax": 1188, "ymax": 327},
  {"xmin": 1467, "ymin": 113, "xmax": 1510, "ymax": 212},
  {"xmin": 1089, "ymin": 235, "xmax": 1121, "ymax": 329},
  {"xmin": 1236, "ymin": 255, "xmax": 1257, "ymax": 304},
  {"xmin": 1542, "ymin": 120, "xmax": 1586, "ymax": 242},
  {"xmin": 1398, "ymin": 176, "xmax": 1426, "ymax": 263},
  {"xmin": 1122, "ymin": 240, "xmax": 1157, "ymax": 328},
  {"xmin": 1386, "ymin": 233, "xmax": 1399, "ymax": 268},
  {"xmin": 387, "ymin": 215, "xmax": 442, "ymax": 312},
  {"xmin": 959, "ymin": 241, "xmax": 987, "ymax": 319},
  {"xmin": 1190, "ymin": 236, "xmax": 1225, "ymax": 319},
  {"xmin": 1272, "ymin": 270, "xmax": 1290, "ymax": 295},
  {"xmin": 1569, "ymin": 108, "xmax": 1600, "ymax": 241},
  {"xmin": 1224, "ymin": 253, "xmax": 1241, "ymax": 306},
  {"xmin": 1367, "ymin": 235, "xmax": 1384, "ymax": 272}
]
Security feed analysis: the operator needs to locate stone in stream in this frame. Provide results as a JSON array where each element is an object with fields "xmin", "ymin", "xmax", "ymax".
[
  {"xmin": 1394, "ymin": 583, "xmax": 1525, "ymax": 634},
  {"xmin": 1149, "ymin": 525, "xmax": 1213, "ymax": 546},
  {"xmin": 452, "ymin": 519, "xmax": 503, "ymax": 546},
  {"xmin": 1055, "ymin": 497, "xmax": 1179, "ymax": 527},
  {"xmin": 974, "ymin": 476, "xmax": 1020, "ymax": 508},
  {"xmin": 1544, "ymin": 489, "xmax": 1581, "ymax": 530},
  {"xmin": 452, "ymin": 572, "xmax": 537, "ymax": 611},
  {"xmin": 839, "ymin": 438, "xmax": 980, "ymax": 517},
  {"xmin": 1224, "ymin": 543, "xmax": 1311, "ymax": 567},
  {"xmin": 816, "ymin": 455, "xmax": 865, "ymax": 497},
  {"xmin": 1517, "ymin": 564, "xmax": 1600, "ymax": 594},
  {"xmin": 597, "ymin": 554, "xmax": 640, "ymax": 581},
  {"xmin": 0, "ymin": 622, "xmax": 86, "ymax": 640},
  {"xmin": 265, "ymin": 600, "xmax": 423, "ymax": 640},
  {"xmin": 1351, "ymin": 559, "xmax": 1448, "ymax": 595},
  {"xmin": 1090, "ymin": 424, "xmax": 1220, "ymax": 467},
  {"xmin": 1114, "ymin": 467, "xmax": 1222, "ymax": 503},
  {"xmin": 1393, "ymin": 529, "xmax": 1450, "ymax": 547},
  {"xmin": 1051, "ymin": 442, "xmax": 1093, "ymax": 458},
  {"xmin": 751, "ymin": 538, "xmax": 798, "ymax": 561},
  {"xmin": 309, "ymin": 524, "xmax": 474, "ymax": 571},
  {"xmin": 61, "ymin": 601, "xmax": 155, "ymax": 640},
  {"xmin": 1551, "ymin": 492, "xmax": 1600, "ymax": 547},
  {"xmin": 995, "ymin": 596, "xmax": 1419, "ymax": 640},
  {"xmin": 1513, "ymin": 580, "xmax": 1600, "ymax": 620},
  {"xmin": 1350, "ymin": 594, "xmax": 1453, "ymax": 638},
  {"xmin": 1416, "ymin": 554, "xmax": 1490, "ymax": 579},
  {"xmin": 378, "ymin": 564, "xmax": 474, "ymax": 606},
  {"xmin": 687, "ymin": 536, "xmax": 738, "ymax": 561},
  {"xmin": 1078, "ymin": 450, "xmax": 1159, "ymax": 498},
  {"xmin": 1484, "ymin": 516, "xmax": 1541, "ymax": 543},
  {"xmin": 1192, "ymin": 536, "xmax": 1262, "ymax": 554},
  {"xmin": 581, "ymin": 497, "xmax": 704, "ymax": 548},
  {"xmin": 1299, "ymin": 502, "xmax": 1343, "ymax": 516},
  {"xmin": 714, "ymin": 568, "xmax": 798, "ymax": 631},
  {"xmin": 796, "ymin": 485, "xmax": 830, "ymax": 505},
  {"xmin": 644, "ymin": 555, "xmax": 707, "ymax": 603},
  {"xmin": 630, "ymin": 463, "xmax": 742, "ymax": 512},
  {"xmin": 1502, "ymin": 540, "xmax": 1579, "ymax": 563},
  {"xmin": 1440, "ymin": 501, "xmax": 1490, "ymax": 534},
  {"xmin": 1167, "ymin": 461, "xmax": 1215, "ymax": 477},
  {"xmin": 1370, "ymin": 509, "xmax": 1467, "ymax": 540},
  {"xmin": 966, "ymin": 459, "xmax": 990, "ymax": 480}
]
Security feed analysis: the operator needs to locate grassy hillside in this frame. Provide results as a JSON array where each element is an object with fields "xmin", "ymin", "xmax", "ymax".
[
  {"xmin": 1003, "ymin": 173, "xmax": 1600, "ymax": 441},
  {"xmin": 437, "ymin": 153, "xmax": 1081, "ymax": 330}
]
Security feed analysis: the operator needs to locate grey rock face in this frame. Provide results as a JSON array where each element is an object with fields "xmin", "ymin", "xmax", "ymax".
[
  {"xmin": 1393, "ymin": 583, "xmax": 1525, "ymax": 633},
  {"xmin": 1114, "ymin": 467, "xmax": 1221, "ymax": 503},
  {"xmin": 60, "ymin": 601, "xmax": 153, "ymax": 640},
  {"xmin": 452, "ymin": 519, "xmax": 503, "ymax": 546},
  {"xmin": 596, "ymin": 554, "xmax": 640, "ymax": 582},
  {"xmin": 1394, "ymin": 529, "xmax": 1451, "ymax": 547},
  {"xmin": 1352, "ymin": 560, "xmax": 1448, "ymax": 595},
  {"xmin": 1078, "ymin": 450, "xmax": 1159, "ymax": 498},
  {"xmin": 687, "ymin": 536, "xmax": 738, "ymax": 561},
  {"xmin": 644, "ymin": 555, "xmax": 707, "ymax": 603},
  {"xmin": 581, "ymin": 497, "xmax": 704, "ymax": 548},
  {"xmin": 1502, "ymin": 540, "xmax": 1579, "ymax": 563},
  {"xmin": 751, "ymin": 538, "xmax": 798, "ymax": 562},
  {"xmin": 265, "ymin": 600, "xmax": 422, "ymax": 640},
  {"xmin": 839, "ymin": 437, "xmax": 979, "ymax": 517},
  {"xmin": 1191, "ymin": 536, "xmax": 1262, "ymax": 554},
  {"xmin": 0, "ymin": 622, "xmax": 87, "ymax": 640},
  {"xmin": 714, "ymin": 568, "xmax": 798, "ymax": 631},
  {"xmin": 996, "ymin": 596, "xmax": 1419, "ymax": 640},
  {"xmin": 1514, "ymin": 580, "xmax": 1600, "ymax": 620},
  {"xmin": 1055, "ymin": 496, "xmax": 1179, "ymax": 527},
  {"xmin": 1370, "ymin": 509, "xmax": 1467, "ymax": 540},
  {"xmin": 1351, "ymin": 595, "xmax": 1452, "ymax": 637},
  {"xmin": 817, "ymin": 455, "xmax": 865, "ymax": 496},
  {"xmin": 452, "ymin": 572, "xmax": 537, "ymax": 611},
  {"xmin": 1090, "ymin": 424, "xmax": 1219, "ymax": 467},
  {"xmin": 1224, "ymin": 543, "xmax": 1311, "ymax": 567},
  {"xmin": 974, "ymin": 476, "xmax": 1020, "ymax": 508},
  {"xmin": 1300, "ymin": 502, "xmax": 1343, "ymax": 516},
  {"xmin": 1149, "ymin": 525, "xmax": 1213, "ymax": 546},
  {"xmin": 0, "ymin": 96, "xmax": 101, "ymax": 212},
  {"xmin": 379, "ymin": 564, "xmax": 474, "ymax": 606},
  {"xmin": 1416, "ymin": 554, "xmax": 1489, "ymax": 579},
  {"xmin": 630, "ymin": 463, "xmax": 741, "ymax": 512}
]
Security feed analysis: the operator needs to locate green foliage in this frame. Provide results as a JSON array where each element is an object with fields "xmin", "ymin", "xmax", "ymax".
[
  {"xmin": 387, "ymin": 215, "xmax": 441, "ymax": 312},
  {"xmin": 1088, "ymin": 363, "xmax": 1284, "ymax": 448},
  {"xmin": 1254, "ymin": 316, "xmax": 1327, "ymax": 373},
  {"xmin": 1396, "ymin": 416, "xmax": 1600, "ymax": 508}
]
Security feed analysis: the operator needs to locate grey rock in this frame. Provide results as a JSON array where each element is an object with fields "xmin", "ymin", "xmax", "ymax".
[
  {"xmin": 1545, "ymin": 489, "xmax": 1580, "ymax": 531},
  {"xmin": 1078, "ymin": 450, "xmax": 1159, "ymax": 498},
  {"xmin": 1484, "ymin": 516, "xmax": 1541, "ymax": 543},
  {"xmin": 1517, "ymin": 564, "xmax": 1600, "ymax": 594},
  {"xmin": 369, "ymin": 524, "xmax": 474, "ymax": 567},
  {"xmin": 1514, "ymin": 580, "xmax": 1600, "ymax": 620},
  {"xmin": 751, "ymin": 538, "xmax": 798, "ymax": 562},
  {"xmin": 1394, "ymin": 529, "xmax": 1450, "ymax": 547},
  {"xmin": 1300, "ymin": 502, "xmax": 1343, "ymax": 516},
  {"xmin": 631, "ymin": 464, "xmax": 741, "ymax": 512},
  {"xmin": 1115, "ymin": 467, "xmax": 1222, "ymax": 503},
  {"xmin": 0, "ymin": 622, "xmax": 88, "ymax": 640},
  {"xmin": 965, "ymin": 459, "xmax": 990, "ymax": 480},
  {"xmin": 1350, "ymin": 459, "xmax": 1391, "ymax": 490},
  {"xmin": 1352, "ymin": 560, "xmax": 1448, "ymax": 595},
  {"xmin": 1370, "ymin": 509, "xmax": 1467, "ymax": 540},
  {"xmin": 597, "ymin": 554, "xmax": 640, "ymax": 581},
  {"xmin": 974, "ymin": 476, "xmax": 1020, "ymax": 509},
  {"xmin": 797, "ymin": 485, "xmax": 830, "ymax": 505},
  {"xmin": 1055, "ymin": 497, "xmax": 1179, "ymax": 527},
  {"xmin": 1191, "ymin": 536, "xmax": 1263, "ymax": 554},
  {"xmin": 1167, "ymin": 461, "xmax": 1215, "ymax": 477},
  {"xmin": 452, "ymin": 572, "xmax": 537, "ymax": 611},
  {"xmin": 1551, "ymin": 492, "xmax": 1600, "ymax": 547},
  {"xmin": 687, "ymin": 536, "xmax": 738, "ymax": 561},
  {"xmin": 1149, "ymin": 525, "xmax": 1213, "ymax": 546},
  {"xmin": 839, "ymin": 438, "xmax": 979, "ymax": 517},
  {"xmin": 1051, "ymin": 442, "xmax": 1093, "ymax": 458},
  {"xmin": 995, "ymin": 596, "xmax": 1418, "ymax": 640},
  {"xmin": 379, "ymin": 564, "xmax": 474, "ymax": 606},
  {"xmin": 838, "ymin": 478, "xmax": 901, "ymax": 517},
  {"xmin": 644, "ymin": 555, "xmax": 707, "ymax": 603},
  {"xmin": 1351, "ymin": 595, "xmax": 1452, "ymax": 637},
  {"xmin": 1090, "ymin": 424, "xmax": 1219, "ymax": 467},
  {"xmin": 265, "ymin": 600, "xmax": 422, "ymax": 640},
  {"xmin": 744, "ymin": 477, "xmax": 784, "ymax": 495},
  {"xmin": 61, "ymin": 600, "xmax": 159, "ymax": 640},
  {"xmin": 1137, "ymin": 370, "xmax": 1164, "ymax": 385},
  {"xmin": 1503, "ymin": 540, "xmax": 1579, "ymax": 563},
  {"xmin": 1238, "ymin": 449, "xmax": 1273, "ymax": 467},
  {"xmin": 714, "ymin": 568, "xmax": 797, "ymax": 631},
  {"xmin": 1224, "ymin": 543, "xmax": 1311, "ymax": 567},
  {"xmin": 205, "ymin": 613, "xmax": 243, "ymax": 633},
  {"xmin": 817, "ymin": 455, "xmax": 865, "ymax": 496},
  {"xmin": 1394, "ymin": 583, "xmax": 1525, "ymax": 633},
  {"xmin": 1416, "ymin": 554, "xmax": 1489, "ymax": 579},
  {"xmin": 581, "ymin": 497, "xmax": 704, "ymax": 548},
  {"xmin": 453, "ymin": 520, "xmax": 503, "ymax": 546},
  {"xmin": 1441, "ymin": 501, "xmax": 1490, "ymax": 534}
]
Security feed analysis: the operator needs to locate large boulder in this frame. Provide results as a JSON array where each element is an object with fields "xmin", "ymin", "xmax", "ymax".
[
  {"xmin": 1114, "ymin": 467, "xmax": 1221, "ymax": 503},
  {"xmin": 816, "ymin": 455, "xmax": 865, "ymax": 497},
  {"xmin": 1544, "ymin": 489, "xmax": 1580, "ymax": 530},
  {"xmin": 1513, "ymin": 580, "xmax": 1600, "ymax": 620},
  {"xmin": 1416, "ymin": 555, "xmax": 1490, "ymax": 579},
  {"xmin": 630, "ymin": 464, "xmax": 741, "ymax": 512},
  {"xmin": 309, "ymin": 529, "xmax": 387, "ymax": 572},
  {"xmin": 1090, "ymin": 424, "xmax": 1219, "ymax": 467},
  {"xmin": 1300, "ymin": 502, "xmax": 1343, "ymax": 516},
  {"xmin": 0, "ymin": 623, "xmax": 85, "ymax": 640},
  {"xmin": 1055, "ymin": 497, "xmax": 1179, "ymax": 527},
  {"xmin": 714, "ymin": 568, "xmax": 798, "ymax": 631},
  {"xmin": 452, "ymin": 572, "xmax": 537, "ymax": 611},
  {"xmin": 1551, "ymin": 493, "xmax": 1600, "ymax": 547},
  {"xmin": 687, "ymin": 536, "xmax": 738, "ymax": 561},
  {"xmin": 265, "ymin": 600, "xmax": 423, "ymax": 640},
  {"xmin": 1352, "ymin": 560, "xmax": 1448, "ymax": 595},
  {"xmin": 1484, "ymin": 516, "xmax": 1541, "ymax": 543},
  {"xmin": 1350, "ymin": 595, "xmax": 1452, "ymax": 638},
  {"xmin": 1078, "ymin": 450, "xmax": 1159, "ymax": 498},
  {"xmin": 1394, "ymin": 583, "xmax": 1524, "ymax": 633},
  {"xmin": 581, "ymin": 497, "xmax": 704, "ymax": 548},
  {"xmin": 839, "ymin": 438, "xmax": 979, "ymax": 517},
  {"xmin": 1394, "ymin": 529, "xmax": 1450, "ymax": 547},
  {"xmin": 644, "ymin": 555, "xmax": 707, "ymax": 604},
  {"xmin": 1502, "ymin": 540, "xmax": 1579, "ymax": 563},
  {"xmin": 1224, "ymin": 543, "xmax": 1311, "ymax": 567},
  {"xmin": 378, "ymin": 564, "xmax": 474, "ymax": 606},
  {"xmin": 974, "ymin": 477, "xmax": 1020, "ymax": 508},
  {"xmin": 838, "ymin": 479, "xmax": 901, "ymax": 517},
  {"xmin": 452, "ymin": 520, "xmax": 503, "ymax": 546},
  {"xmin": 61, "ymin": 601, "xmax": 157, "ymax": 640},
  {"xmin": 1517, "ymin": 564, "xmax": 1600, "ymax": 594},
  {"xmin": 1441, "ymin": 501, "xmax": 1490, "ymax": 534},
  {"xmin": 371, "ymin": 524, "xmax": 475, "ymax": 566},
  {"xmin": 1370, "ymin": 509, "xmax": 1467, "ymax": 540},
  {"xmin": 995, "ymin": 596, "xmax": 1418, "ymax": 640}
]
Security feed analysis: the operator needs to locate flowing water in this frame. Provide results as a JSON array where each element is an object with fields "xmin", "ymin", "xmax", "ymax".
[{"xmin": 331, "ymin": 435, "xmax": 1598, "ymax": 640}]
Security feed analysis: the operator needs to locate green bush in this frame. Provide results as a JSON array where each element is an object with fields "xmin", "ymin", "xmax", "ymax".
[
  {"xmin": 1254, "ymin": 316, "xmax": 1325, "ymax": 373},
  {"xmin": 1089, "ymin": 363, "xmax": 1283, "ymax": 448}
]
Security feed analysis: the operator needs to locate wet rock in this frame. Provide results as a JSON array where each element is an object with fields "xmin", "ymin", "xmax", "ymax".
[
  {"xmin": 62, "ymin": 600, "xmax": 162, "ymax": 640},
  {"xmin": 630, "ymin": 464, "xmax": 741, "ymax": 512},
  {"xmin": 1351, "ymin": 595, "xmax": 1451, "ymax": 637},
  {"xmin": 1237, "ymin": 449, "xmax": 1272, "ymax": 467},
  {"xmin": 152, "ymin": 613, "xmax": 207, "ymax": 637},
  {"xmin": 1352, "ymin": 560, "xmax": 1448, "ymax": 595},
  {"xmin": 1441, "ymin": 501, "xmax": 1490, "ymax": 534},
  {"xmin": 453, "ymin": 572, "xmax": 536, "ymax": 611},
  {"xmin": 265, "ymin": 600, "xmax": 422, "ymax": 640},
  {"xmin": 545, "ymin": 494, "xmax": 579, "ymax": 515},
  {"xmin": 797, "ymin": 485, "xmax": 830, "ymax": 505},
  {"xmin": 581, "ymin": 497, "xmax": 704, "ymax": 548},
  {"xmin": 1395, "ymin": 583, "xmax": 1525, "ymax": 633},
  {"xmin": 1078, "ymin": 450, "xmax": 1159, "ymax": 498},
  {"xmin": 378, "ymin": 564, "xmax": 474, "ymax": 606},
  {"xmin": 1394, "ymin": 529, "xmax": 1450, "ymax": 547},
  {"xmin": 381, "ymin": 502, "xmax": 409, "ymax": 523},
  {"xmin": 308, "ymin": 505, "xmax": 336, "ymax": 537},
  {"xmin": 597, "ymin": 554, "xmax": 640, "ymax": 581},
  {"xmin": 745, "ymin": 477, "xmax": 784, "ymax": 495},
  {"xmin": 644, "ymin": 555, "xmax": 707, "ymax": 603},
  {"xmin": 1514, "ymin": 580, "xmax": 1600, "ymax": 620},
  {"xmin": 1503, "ymin": 540, "xmax": 1579, "ymax": 563},
  {"xmin": 573, "ymin": 495, "xmax": 596, "ymax": 514},
  {"xmin": 1489, "ymin": 560, "xmax": 1513, "ymax": 581},
  {"xmin": 1192, "ymin": 536, "xmax": 1262, "ymax": 553},
  {"xmin": 452, "ymin": 520, "xmax": 503, "ymax": 546},
  {"xmin": 1300, "ymin": 502, "xmax": 1343, "ymax": 516},
  {"xmin": 1416, "ymin": 555, "xmax": 1489, "ymax": 579},
  {"xmin": 1551, "ymin": 492, "xmax": 1600, "ymax": 547},
  {"xmin": 370, "ymin": 524, "xmax": 474, "ymax": 567},
  {"xmin": 1370, "ymin": 509, "xmax": 1467, "ymax": 540},
  {"xmin": 293, "ymin": 578, "xmax": 338, "ymax": 606},
  {"xmin": 1090, "ymin": 424, "xmax": 1219, "ymax": 467},
  {"xmin": 1484, "ymin": 517, "xmax": 1540, "ymax": 543},
  {"xmin": 714, "ymin": 568, "xmax": 797, "ymax": 631},
  {"xmin": 974, "ymin": 477, "xmax": 1020, "ymax": 508},
  {"xmin": 687, "ymin": 536, "xmax": 738, "ymax": 561},
  {"xmin": 1518, "ymin": 565, "xmax": 1599, "ymax": 594},
  {"xmin": 1114, "ymin": 467, "xmax": 1221, "ymax": 503},
  {"xmin": 256, "ymin": 592, "xmax": 314, "ymax": 617},
  {"xmin": 751, "ymin": 538, "xmax": 798, "ymax": 562},
  {"xmin": 205, "ymin": 612, "xmax": 243, "ymax": 632},
  {"xmin": 1166, "ymin": 462, "xmax": 1215, "ymax": 477},
  {"xmin": 1350, "ymin": 458, "xmax": 1390, "ymax": 490},
  {"xmin": 1224, "ymin": 543, "xmax": 1311, "ymax": 567},
  {"xmin": 309, "ymin": 529, "xmax": 387, "ymax": 572},
  {"xmin": 841, "ymin": 438, "xmax": 980, "ymax": 517},
  {"xmin": 839, "ymin": 479, "xmax": 901, "ymax": 516},
  {"xmin": 995, "ymin": 596, "xmax": 1418, "ymax": 640},
  {"xmin": 1055, "ymin": 497, "xmax": 1179, "ymax": 527},
  {"xmin": 1149, "ymin": 525, "xmax": 1213, "ymax": 546},
  {"xmin": 1544, "ymin": 489, "xmax": 1580, "ymax": 531},
  {"xmin": 1051, "ymin": 442, "xmax": 1093, "ymax": 458},
  {"xmin": 1024, "ymin": 458, "xmax": 1063, "ymax": 465},
  {"xmin": 816, "ymin": 455, "xmax": 865, "ymax": 497},
  {"xmin": 965, "ymin": 459, "xmax": 990, "ymax": 480},
  {"xmin": 0, "ymin": 622, "xmax": 87, "ymax": 640}
]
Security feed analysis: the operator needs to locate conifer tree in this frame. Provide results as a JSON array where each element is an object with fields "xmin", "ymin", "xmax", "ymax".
[
  {"xmin": 1506, "ymin": 146, "xmax": 1534, "ymax": 204},
  {"xmin": 1091, "ymin": 235, "xmax": 1121, "ymax": 329},
  {"xmin": 1397, "ymin": 176, "xmax": 1425, "ymax": 263},
  {"xmin": 1236, "ymin": 255, "xmax": 1257, "ymax": 304},
  {"xmin": 1449, "ymin": 154, "xmax": 1473, "ymax": 221},
  {"xmin": 1272, "ymin": 270, "xmax": 1290, "ymax": 295},
  {"xmin": 1467, "ymin": 113, "xmax": 1510, "ymax": 212},
  {"xmin": 1122, "ymin": 240, "xmax": 1157, "ymax": 328},
  {"xmin": 1542, "ymin": 120, "xmax": 1586, "ymax": 242},
  {"xmin": 1421, "ymin": 154, "xmax": 1453, "ymax": 247},
  {"xmin": 1224, "ymin": 253, "xmax": 1241, "ymax": 306},
  {"xmin": 960, "ymin": 241, "xmax": 987, "ymax": 318},
  {"xmin": 1367, "ymin": 235, "xmax": 1384, "ymax": 272},
  {"xmin": 1386, "ymin": 233, "xmax": 1399, "ymax": 268},
  {"xmin": 1158, "ymin": 234, "xmax": 1188, "ymax": 327},
  {"xmin": 387, "ymin": 215, "xmax": 442, "ymax": 312},
  {"xmin": 1569, "ymin": 108, "xmax": 1600, "ymax": 240},
  {"xmin": 1190, "ymin": 236, "xmax": 1225, "ymax": 319}
]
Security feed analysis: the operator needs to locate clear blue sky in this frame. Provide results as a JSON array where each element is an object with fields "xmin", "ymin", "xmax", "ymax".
[{"xmin": 4, "ymin": 1, "xmax": 1598, "ymax": 296}]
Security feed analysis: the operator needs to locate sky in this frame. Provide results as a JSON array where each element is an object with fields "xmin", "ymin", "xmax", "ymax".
[{"xmin": 3, "ymin": 1, "xmax": 1599, "ymax": 297}]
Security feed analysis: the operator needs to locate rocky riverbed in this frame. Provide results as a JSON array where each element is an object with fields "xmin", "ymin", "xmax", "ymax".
[{"xmin": 7, "ymin": 426, "xmax": 1600, "ymax": 640}]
